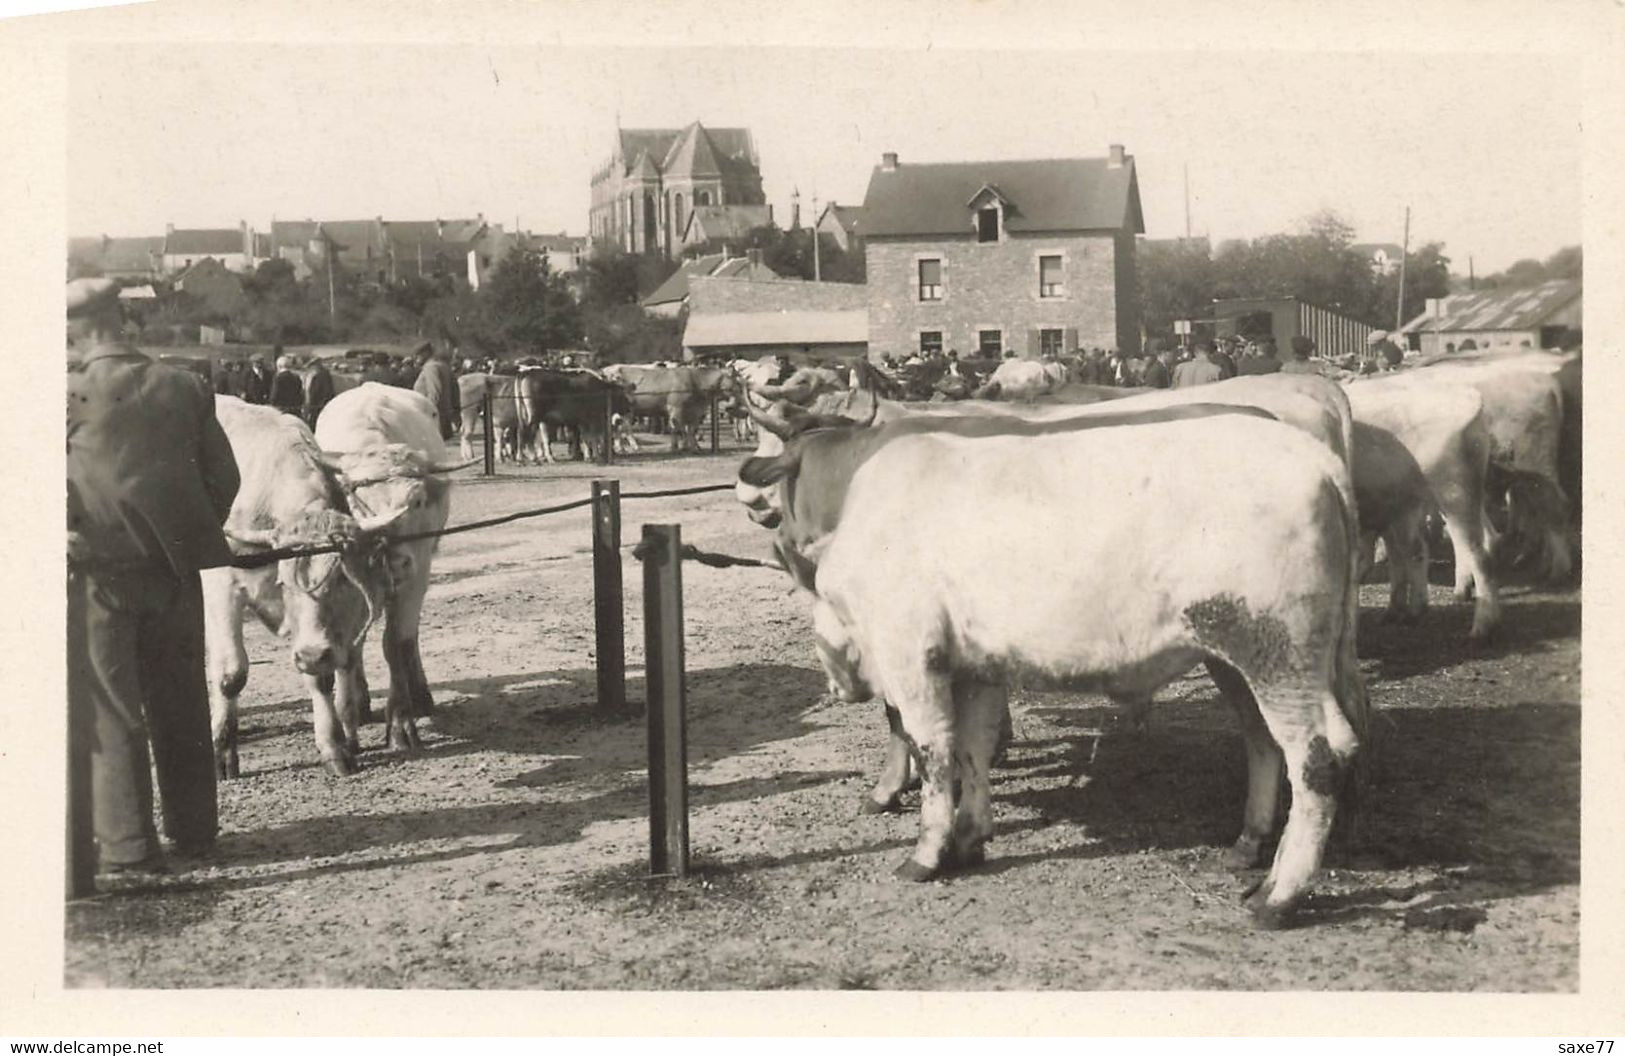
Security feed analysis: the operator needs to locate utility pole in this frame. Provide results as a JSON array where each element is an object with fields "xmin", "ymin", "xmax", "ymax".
[
  {"xmin": 325, "ymin": 229, "xmax": 336, "ymax": 321},
  {"xmin": 812, "ymin": 192, "xmax": 822, "ymax": 282},
  {"xmin": 1183, "ymin": 164, "xmax": 1191, "ymax": 240},
  {"xmin": 1394, "ymin": 206, "xmax": 1410, "ymax": 332}
]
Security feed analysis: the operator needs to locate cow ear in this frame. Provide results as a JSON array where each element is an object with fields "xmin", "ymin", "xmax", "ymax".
[{"xmin": 739, "ymin": 453, "xmax": 797, "ymax": 488}]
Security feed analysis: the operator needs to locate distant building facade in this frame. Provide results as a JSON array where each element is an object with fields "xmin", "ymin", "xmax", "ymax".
[
  {"xmin": 815, "ymin": 203, "xmax": 866, "ymax": 254},
  {"xmin": 163, "ymin": 223, "xmax": 256, "ymax": 275},
  {"xmin": 683, "ymin": 274, "xmax": 867, "ymax": 362},
  {"xmin": 640, "ymin": 250, "xmax": 783, "ymax": 318},
  {"xmin": 589, "ymin": 122, "xmax": 768, "ymax": 258},
  {"xmin": 861, "ymin": 147, "xmax": 1145, "ymax": 361}
]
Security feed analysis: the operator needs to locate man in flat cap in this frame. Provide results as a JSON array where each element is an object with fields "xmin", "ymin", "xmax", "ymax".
[
  {"xmin": 412, "ymin": 340, "xmax": 457, "ymax": 441},
  {"xmin": 66, "ymin": 278, "xmax": 240, "ymax": 896},
  {"xmin": 241, "ymin": 353, "xmax": 273, "ymax": 405},
  {"xmin": 1279, "ymin": 335, "xmax": 1323, "ymax": 375}
]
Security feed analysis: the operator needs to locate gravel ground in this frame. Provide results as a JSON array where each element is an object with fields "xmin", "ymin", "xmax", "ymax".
[{"xmin": 64, "ymin": 440, "xmax": 1581, "ymax": 990}]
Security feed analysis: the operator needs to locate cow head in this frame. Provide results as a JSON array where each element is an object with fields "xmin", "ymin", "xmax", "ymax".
[
  {"xmin": 735, "ymin": 389, "xmax": 879, "ymax": 527},
  {"xmin": 229, "ymin": 509, "xmax": 391, "ymax": 678}
]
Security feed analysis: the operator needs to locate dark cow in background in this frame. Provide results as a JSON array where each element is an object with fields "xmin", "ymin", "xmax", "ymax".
[{"xmin": 517, "ymin": 367, "xmax": 632, "ymax": 462}]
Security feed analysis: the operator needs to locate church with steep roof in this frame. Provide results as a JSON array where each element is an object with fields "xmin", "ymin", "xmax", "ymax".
[{"xmin": 589, "ymin": 122, "xmax": 768, "ymax": 258}]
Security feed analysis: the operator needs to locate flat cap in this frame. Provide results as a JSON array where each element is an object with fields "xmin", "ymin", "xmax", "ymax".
[{"xmin": 66, "ymin": 277, "xmax": 121, "ymax": 318}]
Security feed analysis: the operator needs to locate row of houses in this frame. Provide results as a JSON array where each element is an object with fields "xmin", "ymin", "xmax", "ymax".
[{"xmin": 69, "ymin": 218, "xmax": 591, "ymax": 287}]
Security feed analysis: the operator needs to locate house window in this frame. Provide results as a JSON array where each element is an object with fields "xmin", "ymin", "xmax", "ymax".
[
  {"xmin": 977, "ymin": 208, "xmax": 1000, "ymax": 243},
  {"xmin": 1039, "ymin": 255, "xmax": 1064, "ymax": 298},
  {"xmin": 919, "ymin": 331, "xmax": 943, "ymax": 356},
  {"xmin": 1039, "ymin": 329, "xmax": 1064, "ymax": 357},
  {"xmin": 697, "ymin": 190, "xmax": 712, "ymax": 206},
  {"xmin": 978, "ymin": 330, "xmax": 1003, "ymax": 357},
  {"xmin": 918, "ymin": 258, "xmax": 942, "ymax": 301}
]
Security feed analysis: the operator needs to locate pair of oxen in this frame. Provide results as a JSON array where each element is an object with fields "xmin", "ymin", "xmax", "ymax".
[
  {"xmin": 732, "ymin": 350, "xmax": 1578, "ymax": 928},
  {"xmin": 204, "ymin": 383, "xmax": 467, "ymax": 779}
]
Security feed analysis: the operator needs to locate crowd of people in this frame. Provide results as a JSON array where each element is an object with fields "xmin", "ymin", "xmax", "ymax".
[
  {"xmin": 205, "ymin": 342, "xmax": 458, "ymax": 439},
  {"xmin": 876, "ymin": 329, "xmax": 1410, "ymax": 397}
]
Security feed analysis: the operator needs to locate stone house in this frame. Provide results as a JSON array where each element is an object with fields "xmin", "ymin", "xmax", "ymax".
[{"xmin": 861, "ymin": 147, "xmax": 1145, "ymax": 360}]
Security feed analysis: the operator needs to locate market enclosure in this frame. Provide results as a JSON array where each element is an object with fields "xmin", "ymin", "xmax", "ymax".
[{"xmin": 65, "ymin": 451, "xmax": 1579, "ymax": 991}]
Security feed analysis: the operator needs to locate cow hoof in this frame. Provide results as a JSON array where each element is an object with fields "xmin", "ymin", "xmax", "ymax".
[
  {"xmin": 1222, "ymin": 836, "xmax": 1267, "ymax": 872},
  {"xmin": 859, "ymin": 794, "xmax": 902, "ymax": 815},
  {"xmin": 894, "ymin": 859, "xmax": 940, "ymax": 883},
  {"xmin": 948, "ymin": 843, "xmax": 987, "ymax": 869},
  {"xmin": 216, "ymin": 755, "xmax": 239, "ymax": 780},
  {"xmin": 323, "ymin": 753, "xmax": 358, "ymax": 778},
  {"xmin": 1245, "ymin": 891, "xmax": 1298, "ymax": 931}
]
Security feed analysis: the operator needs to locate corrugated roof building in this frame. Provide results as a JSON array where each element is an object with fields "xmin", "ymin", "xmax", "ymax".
[
  {"xmin": 1397, "ymin": 279, "xmax": 1581, "ymax": 355},
  {"xmin": 641, "ymin": 251, "xmax": 784, "ymax": 317}
]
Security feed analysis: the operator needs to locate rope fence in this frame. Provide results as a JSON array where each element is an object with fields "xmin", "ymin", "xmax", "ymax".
[{"xmin": 226, "ymin": 481, "xmax": 759, "ymax": 570}]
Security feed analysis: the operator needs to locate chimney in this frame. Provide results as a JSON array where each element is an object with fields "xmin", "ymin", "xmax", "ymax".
[
  {"xmin": 881, "ymin": 152, "xmax": 899, "ymax": 173},
  {"xmin": 165, "ymin": 222, "xmax": 175, "ymax": 236},
  {"xmin": 436, "ymin": 218, "xmax": 444, "ymax": 238},
  {"xmin": 1108, "ymin": 143, "xmax": 1126, "ymax": 168}
]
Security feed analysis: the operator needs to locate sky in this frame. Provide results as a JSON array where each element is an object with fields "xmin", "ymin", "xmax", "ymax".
[{"xmin": 67, "ymin": 44, "xmax": 1581, "ymax": 273}]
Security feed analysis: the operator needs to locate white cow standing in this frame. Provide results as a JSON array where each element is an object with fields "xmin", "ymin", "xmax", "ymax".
[
  {"xmin": 316, "ymin": 383, "xmax": 462, "ymax": 752},
  {"xmin": 742, "ymin": 413, "xmax": 1368, "ymax": 928},
  {"xmin": 203, "ymin": 397, "xmax": 396, "ymax": 777}
]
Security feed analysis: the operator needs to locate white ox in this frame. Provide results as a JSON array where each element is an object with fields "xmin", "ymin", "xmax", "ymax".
[
  {"xmin": 742, "ymin": 413, "xmax": 1367, "ymax": 928},
  {"xmin": 1406, "ymin": 355, "xmax": 1574, "ymax": 582},
  {"xmin": 316, "ymin": 383, "xmax": 463, "ymax": 752},
  {"xmin": 1344, "ymin": 374, "xmax": 1502, "ymax": 638},
  {"xmin": 972, "ymin": 358, "xmax": 1062, "ymax": 401},
  {"xmin": 203, "ymin": 397, "xmax": 395, "ymax": 777}
]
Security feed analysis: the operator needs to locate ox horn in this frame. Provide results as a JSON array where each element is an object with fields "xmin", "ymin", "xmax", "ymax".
[
  {"xmin": 746, "ymin": 402, "xmax": 795, "ymax": 439},
  {"xmin": 224, "ymin": 524, "xmax": 279, "ymax": 548},
  {"xmin": 427, "ymin": 457, "xmax": 480, "ymax": 475},
  {"xmin": 354, "ymin": 506, "xmax": 412, "ymax": 534}
]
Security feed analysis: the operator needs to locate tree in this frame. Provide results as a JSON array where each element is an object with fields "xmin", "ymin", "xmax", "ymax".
[
  {"xmin": 1138, "ymin": 238, "xmax": 1216, "ymax": 340},
  {"xmin": 577, "ymin": 247, "xmax": 643, "ymax": 311},
  {"xmin": 1375, "ymin": 241, "xmax": 1452, "ymax": 328},
  {"xmin": 1543, "ymin": 245, "xmax": 1582, "ymax": 280},
  {"xmin": 584, "ymin": 304, "xmax": 683, "ymax": 363},
  {"xmin": 482, "ymin": 248, "xmax": 582, "ymax": 355}
]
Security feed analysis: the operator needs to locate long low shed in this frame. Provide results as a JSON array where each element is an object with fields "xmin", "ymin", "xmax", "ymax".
[
  {"xmin": 1212, "ymin": 296, "xmax": 1375, "ymax": 361},
  {"xmin": 682, "ymin": 309, "xmax": 869, "ymax": 363}
]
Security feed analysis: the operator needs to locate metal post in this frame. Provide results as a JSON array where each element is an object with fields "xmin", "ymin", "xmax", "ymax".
[
  {"xmin": 481, "ymin": 390, "xmax": 495, "ymax": 476},
  {"xmin": 599, "ymin": 386, "xmax": 614, "ymax": 466},
  {"xmin": 709, "ymin": 393, "xmax": 720, "ymax": 454},
  {"xmin": 641, "ymin": 524, "xmax": 689, "ymax": 877},
  {"xmin": 593, "ymin": 480, "xmax": 625, "ymax": 716}
]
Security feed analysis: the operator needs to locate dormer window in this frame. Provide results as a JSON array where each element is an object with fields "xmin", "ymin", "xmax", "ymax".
[{"xmin": 977, "ymin": 207, "xmax": 1000, "ymax": 243}]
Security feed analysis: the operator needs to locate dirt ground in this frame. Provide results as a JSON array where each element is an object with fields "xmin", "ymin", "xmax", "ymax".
[{"xmin": 64, "ymin": 436, "xmax": 1581, "ymax": 991}]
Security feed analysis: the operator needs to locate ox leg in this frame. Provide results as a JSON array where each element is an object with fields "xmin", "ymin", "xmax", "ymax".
[
  {"xmin": 1245, "ymin": 687, "xmax": 1358, "ymax": 929},
  {"xmin": 308, "ymin": 671, "xmax": 357, "ymax": 777},
  {"xmin": 1204, "ymin": 660, "xmax": 1282, "ymax": 871},
  {"xmin": 886, "ymin": 666, "xmax": 956, "ymax": 882},
  {"xmin": 949, "ymin": 679, "xmax": 1006, "ymax": 869},
  {"xmin": 862, "ymin": 701, "xmax": 919, "ymax": 815},
  {"xmin": 335, "ymin": 663, "xmax": 363, "ymax": 762},
  {"xmin": 1382, "ymin": 511, "xmax": 1430, "ymax": 625},
  {"xmin": 380, "ymin": 635, "xmax": 422, "ymax": 753},
  {"xmin": 1441, "ymin": 506, "xmax": 1501, "ymax": 640},
  {"xmin": 203, "ymin": 572, "xmax": 246, "ymax": 780},
  {"xmin": 538, "ymin": 422, "xmax": 557, "ymax": 465}
]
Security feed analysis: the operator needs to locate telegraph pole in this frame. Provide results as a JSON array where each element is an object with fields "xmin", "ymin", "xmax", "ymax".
[
  {"xmin": 812, "ymin": 192, "xmax": 822, "ymax": 282},
  {"xmin": 1183, "ymin": 164, "xmax": 1191, "ymax": 240},
  {"xmin": 1394, "ymin": 206, "xmax": 1410, "ymax": 332}
]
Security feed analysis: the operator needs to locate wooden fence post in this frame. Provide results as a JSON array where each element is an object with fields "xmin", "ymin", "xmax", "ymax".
[
  {"xmin": 592, "ymin": 480, "xmax": 625, "ymax": 716},
  {"xmin": 481, "ymin": 390, "xmax": 495, "ymax": 476},
  {"xmin": 640, "ymin": 523, "xmax": 689, "ymax": 877}
]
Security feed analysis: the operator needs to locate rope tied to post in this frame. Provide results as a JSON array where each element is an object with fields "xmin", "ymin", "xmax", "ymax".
[{"xmin": 631, "ymin": 537, "xmax": 784, "ymax": 571}]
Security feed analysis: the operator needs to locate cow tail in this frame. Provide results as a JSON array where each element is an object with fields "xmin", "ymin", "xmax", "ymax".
[{"xmin": 1325, "ymin": 468, "xmax": 1371, "ymax": 840}]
